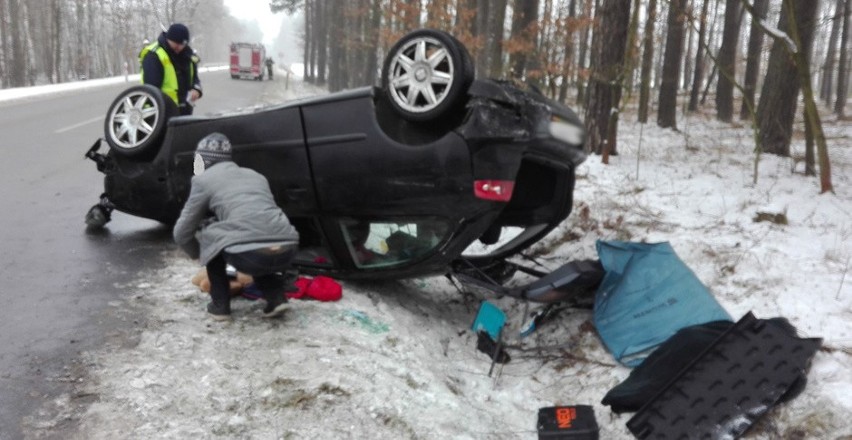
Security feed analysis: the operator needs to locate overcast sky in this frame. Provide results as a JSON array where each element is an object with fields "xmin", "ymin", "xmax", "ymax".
[
  {"xmin": 224, "ymin": 0, "xmax": 285, "ymax": 45},
  {"xmin": 223, "ymin": 0, "xmax": 303, "ymax": 65}
]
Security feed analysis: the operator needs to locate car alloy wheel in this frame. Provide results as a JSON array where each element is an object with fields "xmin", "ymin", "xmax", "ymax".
[
  {"xmin": 103, "ymin": 84, "xmax": 175, "ymax": 158},
  {"xmin": 383, "ymin": 29, "xmax": 473, "ymax": 122}
]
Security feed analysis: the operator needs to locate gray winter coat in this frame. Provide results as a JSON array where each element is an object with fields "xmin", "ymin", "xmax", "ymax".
[{"xmin": 173, "ymin": 161, "xmax": 299, "ymax": 265}]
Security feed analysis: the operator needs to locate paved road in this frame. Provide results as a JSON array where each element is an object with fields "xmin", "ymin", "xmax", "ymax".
[{"xmin": 0, "ymin": 71, "xmax": 275, "ymax": 439}]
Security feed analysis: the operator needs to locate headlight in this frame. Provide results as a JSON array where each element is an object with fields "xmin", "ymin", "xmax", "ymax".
[{"xmin": 548, "ymin": 117, "xmax": 584, "ymax": 145}]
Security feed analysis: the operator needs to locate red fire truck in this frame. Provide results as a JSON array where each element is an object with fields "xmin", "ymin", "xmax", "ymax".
[{"xmin": 229, "ymin": 42, "xmax": 266, "ymax": 81}]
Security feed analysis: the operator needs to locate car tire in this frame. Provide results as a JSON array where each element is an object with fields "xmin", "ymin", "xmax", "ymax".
[
  {"xmin": 382, "ymin": 29, "xmax": 474, "ymax": 122},
  {"xmin": 103, "ymin": 84, "xmax": 177, "ymax": 158}
]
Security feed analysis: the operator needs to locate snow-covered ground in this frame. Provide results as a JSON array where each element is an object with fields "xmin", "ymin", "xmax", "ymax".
[
  {"xmin": 0, "ymin": 66, "xmax": 230, "ymax": 105},
  {"xmin": 20, "ymin": 77, "xmax": 852, "ymax": 439}
]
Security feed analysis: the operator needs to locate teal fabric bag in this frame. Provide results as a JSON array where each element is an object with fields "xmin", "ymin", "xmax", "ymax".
[{"xmin": 593, "ymin": 240, "xmax": 731, "ymax": 367}]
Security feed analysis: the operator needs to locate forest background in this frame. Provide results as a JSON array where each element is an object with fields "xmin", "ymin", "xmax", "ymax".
[{"xmin": 0, "ymin": 0, "xmax": 849, "ymax": 187}]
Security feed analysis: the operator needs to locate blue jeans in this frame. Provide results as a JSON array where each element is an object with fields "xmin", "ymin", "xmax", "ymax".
[{"xmin": 206, "ymin": 246, "xmax": 297, "ymax": 309}]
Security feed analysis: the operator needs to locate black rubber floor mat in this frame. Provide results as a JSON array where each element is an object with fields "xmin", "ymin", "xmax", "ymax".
[{"xmin": 626, "ymin": 312, "xmax": 821, "ymax": 439}]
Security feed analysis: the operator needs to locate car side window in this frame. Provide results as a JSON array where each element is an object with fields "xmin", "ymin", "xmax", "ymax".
[{"xmin": 340, "ymin": 218, "xmax": 448, "ymax": 268}]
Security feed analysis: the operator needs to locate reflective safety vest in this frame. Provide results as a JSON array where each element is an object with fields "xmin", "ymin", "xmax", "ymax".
[{"xmin": 139, "ymin": 42, "xmax": 195, "ymax": 105}]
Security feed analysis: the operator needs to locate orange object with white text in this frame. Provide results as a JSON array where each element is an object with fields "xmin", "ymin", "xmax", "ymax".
[{"xmin": 536, "ymin": 405, "xmax": 598, "ymax": 439}]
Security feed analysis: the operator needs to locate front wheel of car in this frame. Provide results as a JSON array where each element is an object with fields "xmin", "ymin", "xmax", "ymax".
[
  {"xmin": 382, "ymin": 29, "xmax": 474, "ymax": 122},
  {"xmin": 103, "ymin": 84, "xmax": 176, "ymax": 158}
]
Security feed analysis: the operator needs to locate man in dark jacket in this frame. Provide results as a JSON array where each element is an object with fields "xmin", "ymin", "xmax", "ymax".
[
  {"xmin": 174, "ymin": 133, "xmax": 300, "ymax": 320},
  {"xmin": 140, "ymin": 23, "xmax": 203, "ymax": 115}
]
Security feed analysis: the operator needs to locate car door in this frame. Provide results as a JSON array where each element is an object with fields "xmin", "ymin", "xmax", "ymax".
[
  {"xmin": 220, "ymin": 106, "xmax": 318, "ymax": 216},
  {"xmin": 165, "ymin": 107, "xmax": 314, "ymax": 218},
  {"xmin": 300, "ymin": 88, "xmax": 471, "ymax": 216},
  {"xmin": 300, "ymin": 89, "xmax": 474, "ymax": 270}
]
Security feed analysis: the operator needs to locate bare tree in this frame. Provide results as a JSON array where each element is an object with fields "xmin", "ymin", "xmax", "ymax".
[
  {"xmin": 475, "ymin": 0, "xmax": 491, "ymax": 74},
  {"xmin": 51, "ymin": 0, "xmax": 62, "ymax": 83},
  {"xmin": 0, "ymin": 0, "xmax": 7, "ymax": 87},
  {"xmin": 8, "ymin": 0, "xmax": 26, "ymax": 87},
  {"xmin": 739, "ymin": 0, "xmax": 768, "ymax": 119},
  {"xmin": 836, "ymin": 0, "xmax": 851, "ymax": 116},
  {"xmin": 559, "ymin": 0, "xmax": 578, "ymax": 102},
  {"xmin": 821, "ymin": 0, "xmax": 843, "ymax": 104},
  {"xmin": 327, "ymin": 0, "xmax": 345, "ymax": 91},
  {"xmin": 638, "ymin": 0, "xmax": 657, "ymax": 122},
  {"xmin": 575, "ymin": 0, "xmax": 595, "ymax": 105},
  {"xmin": 315, "ymin": 0, "xmax": 327, "ymax": 84},
  {"xmin": 682, "ymin": 0, "xmax": 694, "ymax": 91},
  {"xmin": 658, "ymin": 0, "xmax": 687, "ymax": 129},
  {"xmin": 622, "ymin": 0, "xmax": 642, "ymax": 101},
  {"xmin": 487, "ymin": 0, "xmax": 508, "ymax": 78},
  {"xmin": 783, "ymin": 0, "xmax": 833, "ymax": 193},
  {"xmin": 584, "ymin": 0, "xmax": 630, "ymax": 157},
  {"xmin": 508, "ymin": 0, "xmax": 541, "ymax": 80},
  {"xmin": 755, "ymin": 0, "xmax": 819, "ymax": 157},
  {"xmin": 688, "ymin": 0, "xmax": 710, "ymax": 111},
  {"xmin": 365, "ymin": 0, "xmax": 383, "ymax": 85},
  {"xmin": 715, "ymin": 0, "xmax": 740, "ymax": 122}
]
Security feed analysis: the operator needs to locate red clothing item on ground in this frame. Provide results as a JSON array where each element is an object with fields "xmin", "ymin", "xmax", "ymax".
[{"xmin": 288, "ymin": 276, "xmax": 342, "ymax": 301}]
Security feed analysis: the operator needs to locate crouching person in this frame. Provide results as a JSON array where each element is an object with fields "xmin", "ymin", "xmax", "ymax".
[{"xmin": 173, "ymin": 132, "xmax": 299, "ymax": 320}]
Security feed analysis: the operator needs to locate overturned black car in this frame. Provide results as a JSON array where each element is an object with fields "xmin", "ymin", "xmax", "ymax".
[{"xmin": 85, "ymin": 29, "xmax": 589, "ymax": 298}]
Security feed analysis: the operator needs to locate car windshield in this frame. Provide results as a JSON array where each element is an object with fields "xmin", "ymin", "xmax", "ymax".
[{"xmin": 340, "ymin": 218, "xmax": 449, "ymax": 268}]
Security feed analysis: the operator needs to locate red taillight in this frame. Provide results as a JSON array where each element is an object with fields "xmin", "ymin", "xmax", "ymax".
[{"xmin": 474, "ymin": 180, "xmax": 515, "ymax": 201}]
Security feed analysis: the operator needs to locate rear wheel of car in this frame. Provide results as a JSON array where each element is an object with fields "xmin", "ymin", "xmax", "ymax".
[
  {"xmin": 103, "ymin": 84, "xmax": 176, "ymax": 158},
  {"xmin": 382, "ymin": 29, "xmax": 474, "ymax": 122}
]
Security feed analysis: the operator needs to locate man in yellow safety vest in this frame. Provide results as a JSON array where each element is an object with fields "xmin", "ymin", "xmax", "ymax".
[{"xmin": 140, "ymin": 23, "xmax": 203, "ymax": 115}]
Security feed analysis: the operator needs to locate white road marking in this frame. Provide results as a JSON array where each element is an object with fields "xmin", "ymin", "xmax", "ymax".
[{"xmin": 55, "ymin": 115, "xmax": 103, "ymax": 134}]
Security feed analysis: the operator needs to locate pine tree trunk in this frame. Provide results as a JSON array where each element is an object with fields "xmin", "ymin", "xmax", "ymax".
[
  {"xmin": 782, "ymin": 0, "xmax": 832, "ymax": 192},
  {"xmin": 688, "ymin": 0, "xmax": 709, "ymax": 111},
  {"xmin": 740, "ymin": 0, "xmax": 768, "ymax": 120},
  {"xmin": 52, "ymin": 0, "xmax": 62, "ymax": 83},
  {"xmin": 327, "ymin": 2, "xmax": 343, "ymax": 91},
  {"xmin": 715, "ymin": 0, "xmax": 739, "ymax": 122},
  {"xmin": 682, "ymin": 0, "xmax": 694, "ymax": 93},
  {"xmin": 559, "ymin": 0, "xmax": 578, "ymax": 103},
  {"xmin": 584, "ymin": 0, "xmax": 631, "ymax": 155},
  {"xmin": 488, "ymin": 0, "xmax": 508, "ymax": 78},
  {"xmin": 835, "ymin": 0, "xmax": 851, "ymax": 116},
  {"xmin": 638, "ymin": 0, "xmax": 657, "ymax": 122},
  {"xmin": 0, "ymin": 0, "xmax": 8, "ymax": 88},
  {"xmin": 804, "ymin": 105, "xmax": 816, "ymax": 176},
  {"xmin": 509, "ymin": 0, "xmax": 540, "ymax": 79},
  {"xmin": 623, "ymin": 0, "xmax": 642, "ymax": 100},
  {"xmin": 820, "ymin": 0, "xmax": 843, "ymax": 104},
  {"xmin": 657, "ymin": 0, "xmax": 687, "ymax": 129},
  {"xmin": 475, "ymin": 0, "xmax": 491, "ymax": 75},
  {"xmin": 305, "ymin": 0, "xmax": 318, "ymax": 83},
  {"xmin": 365, "ymin": 0, "xmax": 382, "ymax": 86},
  {"xmin": 9, "ymin": 0, "xmax": 26, "ymax": 87},
  {"xmin": 756, "ymin": 0, "xmax": 818, "ymax": 157},
  {"xmin": 316, "ymin": 0, "xmax": 327, "ymax": 84},
  {"xmin": 576, "ymin": 0, "xmax": 594, "ymax": 105}
]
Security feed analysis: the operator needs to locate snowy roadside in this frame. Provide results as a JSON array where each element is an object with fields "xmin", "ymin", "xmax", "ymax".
[
  {"xmin": 0, "ymin": 66, "xmax": 230, "ymax": 106},
  {"xmin": 23, "ymin": 78, "xmax": 852, "ymax": 439}
]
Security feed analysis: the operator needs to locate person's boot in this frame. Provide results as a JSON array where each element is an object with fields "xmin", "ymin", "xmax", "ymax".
[
  {"xmin": 84, "ymin": 204, "xmax": 111, "ymax": 228},
  {"xmin": 207, "ymin": 284, "xmax": 232, "ymax": 321},
  {"xmin": 261, "ymin": 290, "xmax": 288, "ymax": 318},
  {"xmin": 207, "ymin": 301, "xmax": 232, "ymax": 321}
]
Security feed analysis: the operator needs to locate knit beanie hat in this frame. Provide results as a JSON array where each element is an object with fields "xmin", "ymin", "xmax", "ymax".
[
  {"xmin": 193, "ymin": 132, "xmax": 232, "ymax": 175},
  {"xmin": 166, "ymin": 23, "xmax": 190, "ymax": 45}
]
